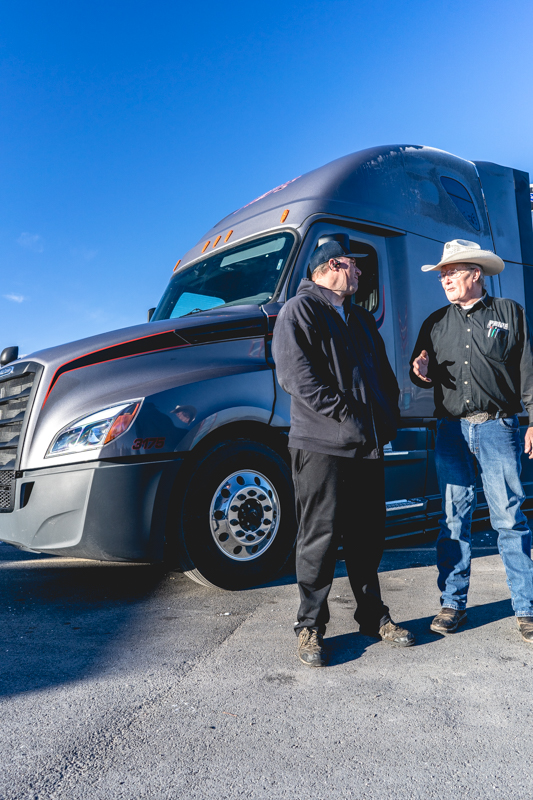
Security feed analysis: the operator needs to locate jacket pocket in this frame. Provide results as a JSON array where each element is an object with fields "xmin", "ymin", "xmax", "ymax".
[
  {"xmin": 336, "ymin": 413, "xmax": 367, "ymax": 446},
  {"xmin": 290, "ymin": 399, "xmax": 341, "ymax": 444}
]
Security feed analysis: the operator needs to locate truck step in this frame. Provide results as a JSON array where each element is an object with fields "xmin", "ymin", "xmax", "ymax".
[{"xmin": 386, "ymin": 498, "xmax": 427, "ymax": 516}]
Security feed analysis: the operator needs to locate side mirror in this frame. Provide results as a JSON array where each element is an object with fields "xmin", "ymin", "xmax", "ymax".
[
  {"xmin": 147, "ymin": 308, "xmax": 156, "ymax": 322},
  {"xmin": 1, "ymin": 346, "xmax": 19, "ymax": 366}
]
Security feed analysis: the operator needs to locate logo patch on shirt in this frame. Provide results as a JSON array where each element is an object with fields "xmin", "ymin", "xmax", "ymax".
[
  {"xmin": 488, "ymin": 320, "xmax": 508, "ymax": 330},
  {"xmin": 487, "ymin": 320, "xmax": 509, "ymax": 338}
]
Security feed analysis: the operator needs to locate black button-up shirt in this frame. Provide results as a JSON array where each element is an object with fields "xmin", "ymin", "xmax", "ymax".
[{"xmin": 410, "ymin": 294, "xmax": 533, "ymax": 424}]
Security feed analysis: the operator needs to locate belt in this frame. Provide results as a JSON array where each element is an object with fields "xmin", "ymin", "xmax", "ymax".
[{"xmin": 460, "ymin": 411, "xmax": 508, "ymax": 424}]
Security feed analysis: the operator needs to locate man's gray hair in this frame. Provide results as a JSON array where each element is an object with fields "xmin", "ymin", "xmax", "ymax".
[{"xmin": 311, "ymin": 261, "xmax": 330, "ymax": 279}]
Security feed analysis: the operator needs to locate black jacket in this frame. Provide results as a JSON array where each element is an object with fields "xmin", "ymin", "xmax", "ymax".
[
  {"xmin": 272, "ymin": 279, "xmax": 400, "ymax": 458},
  {"xmin": 409, "ymin": 294, "xmax": 533, "ymax": 424}
]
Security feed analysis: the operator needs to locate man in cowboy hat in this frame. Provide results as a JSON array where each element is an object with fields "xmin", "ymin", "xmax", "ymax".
[
  {"xmin": 273, "ymin": 240, "xmax": 414, "ymax": 667},
  {"xmin": 410, "ymin": 239, "xmax": 533, "ymax": 642}
]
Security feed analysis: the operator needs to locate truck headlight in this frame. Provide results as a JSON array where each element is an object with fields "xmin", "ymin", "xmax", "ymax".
[{"xmin": 46, "ymin": 401, "xmax": 142, "ymax": 457}]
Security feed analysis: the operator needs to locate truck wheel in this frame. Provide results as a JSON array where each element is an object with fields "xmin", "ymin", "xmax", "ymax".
[{"xmin": 176, "ymin": 439, "xmax": 296, "ymax": 589}]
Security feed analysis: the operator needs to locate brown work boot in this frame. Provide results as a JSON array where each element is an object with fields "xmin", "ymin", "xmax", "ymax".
[
  {"xmin": 430, "ymin": 608, "xmax": 467, "ymax": 634},
  {"xmin": 517, "ymin": 616, "xmax": 533, "ymax": 643},
  {"xmin": 378, "ymin": 619, "xmax": 415, "ymax": 647},
  {"xmin": 297, "ymin": 627, "xmax": 327, "ymax": 667},
  {"xmin": 360, "ymin": 619, "xmax": 415, "ymax": 647}
]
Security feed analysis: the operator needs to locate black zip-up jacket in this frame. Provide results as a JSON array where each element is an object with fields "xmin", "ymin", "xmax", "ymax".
[
  {"xmin": 409, "ymin": 294, "xmax": 533, "ymax": 424},
  {"xmin": 272, "ymin": 279, "xmax": 400, "ymax": 458}
]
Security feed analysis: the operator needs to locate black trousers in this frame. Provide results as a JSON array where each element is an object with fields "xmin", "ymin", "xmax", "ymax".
[{"xmin": 290, "ymin": 449, "xmax": 390, "ymax": 635}]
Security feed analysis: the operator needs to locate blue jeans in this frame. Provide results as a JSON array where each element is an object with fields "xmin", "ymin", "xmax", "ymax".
[{"xmin": 435, "ymin": 416, "xmax": 533, "ymax": 617}]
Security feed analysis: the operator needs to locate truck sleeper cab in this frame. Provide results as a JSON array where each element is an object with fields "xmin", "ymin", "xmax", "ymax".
[{"xmin": 1, "ymin": 144, "xmax": 533, "ymax": 589}]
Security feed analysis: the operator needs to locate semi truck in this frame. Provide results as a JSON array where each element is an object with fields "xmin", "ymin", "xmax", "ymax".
[{"xmin": 1, "ymin": 144, "xmax": 533, "ymax": 589}]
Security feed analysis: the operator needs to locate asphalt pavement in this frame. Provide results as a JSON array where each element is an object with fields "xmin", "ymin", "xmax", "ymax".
[{"xmin": 1, "ymin": 530, "xmax": 533, "ymax": 800}]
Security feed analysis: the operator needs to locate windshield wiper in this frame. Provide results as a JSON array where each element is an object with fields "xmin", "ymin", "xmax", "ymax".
[{"xmin": 182, "ymin": 308, "xmax": 206, "ymax": 317}]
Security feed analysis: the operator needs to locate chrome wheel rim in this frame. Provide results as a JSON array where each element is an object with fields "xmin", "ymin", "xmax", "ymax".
[{"xmin": 209, "ymin": 470, "xmax": 280, "ymax": 562}]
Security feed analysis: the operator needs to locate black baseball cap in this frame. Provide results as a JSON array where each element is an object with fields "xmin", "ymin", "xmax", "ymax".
[{"xmin": 308, "ymin": 241, "xmax": 364, "ymax": 273}]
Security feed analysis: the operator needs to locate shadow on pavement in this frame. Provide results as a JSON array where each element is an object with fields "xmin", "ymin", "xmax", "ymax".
[
  {"xmin": 0, "ymin": 527, "xmax": 516, "ymax": 697},
  {"xmin": 326, "ymin": 631, "xmax": 375, "ymax": 666},
  {"xmin": 445, "ymin": 598, "xmax": 513, "ymax": 631},
  {"xmin": 394, "ymin": 598, "xmax": 514, "ymax": 647},
  {"xmin": 325, "ymin": 598, "xmax": 516, "ymax": 661},
  {"xmin": 0, "ymin": 545, "xmax": 168, "ymax": 698}
]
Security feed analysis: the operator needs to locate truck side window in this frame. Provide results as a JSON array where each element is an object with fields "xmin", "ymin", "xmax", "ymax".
[
  {"xmin": 351, "ymin": 240, "xmax": 379, "ymax": 314},
  {"xmin": 310, "ymin": 232, "xmax": 379, "ymax": 314},
  {"xmin": 440, "ymin": 176, "xmax": 480, "ymax": 231}
]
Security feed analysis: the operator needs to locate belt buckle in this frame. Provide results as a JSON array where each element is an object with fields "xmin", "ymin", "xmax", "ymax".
[{"xmin": 463, "ymin": 412, "xmax": 490, "ymax": 424}]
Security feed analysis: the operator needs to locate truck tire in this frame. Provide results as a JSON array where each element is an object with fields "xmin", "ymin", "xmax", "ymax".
[{"xmin": 176, "ymin": 439, "xmax": 296, "ymax": 589}]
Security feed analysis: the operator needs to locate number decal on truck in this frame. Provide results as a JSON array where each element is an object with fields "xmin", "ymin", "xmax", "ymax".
[{"xmin": 132, "ymin": 438, "xmax": 166, "ymax": 450}]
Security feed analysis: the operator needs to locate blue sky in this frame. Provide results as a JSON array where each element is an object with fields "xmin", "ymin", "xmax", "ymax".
[{"xmin": 2, "ymin": 0, "xmax": 532, "ymax": 355}]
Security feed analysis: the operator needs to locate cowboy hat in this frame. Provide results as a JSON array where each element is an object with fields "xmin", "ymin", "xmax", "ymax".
[{"xmin": 421, "ymin": 239, "xmax": 504, "ymax": 276}]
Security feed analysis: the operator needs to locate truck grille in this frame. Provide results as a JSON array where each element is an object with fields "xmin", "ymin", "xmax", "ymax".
[
  {"xmin": 0, "ymin": 369, "xmax": 37, "ymax": 511},
  {"xmin": 0, "ymin": 469, "xmax": 15, "ymax": 510}
]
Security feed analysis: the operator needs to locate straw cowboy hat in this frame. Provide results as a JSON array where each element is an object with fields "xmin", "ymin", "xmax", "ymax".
[{"xmin": 421, "ymin": 239, "xmax": 505, "ymax": 276}]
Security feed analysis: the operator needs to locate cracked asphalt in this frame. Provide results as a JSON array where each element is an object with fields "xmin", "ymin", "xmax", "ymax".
[{"xmin": 1, "ymin": 530, "xmax": 533, "ymax": 800}]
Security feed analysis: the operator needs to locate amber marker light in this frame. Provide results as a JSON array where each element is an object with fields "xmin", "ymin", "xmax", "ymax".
[
  {"xmin": 213, "ymin": 235, "xmax": 221, "ymax": 248},
  {"xmin": 103, "ymin": 403, "xmax": 141, "ymax": 445},
  {"xmin": 201, "ymin": 241, "xmax": 210, "ymax": 253},
  {"xmin": 173, "ymin": 259, "xmax": 181, "ymax": 272},
  {"xmin": 224, "ymin": 230, "xmax": 233, "ymax": 243},
  {"xmin": 280, "ymin": 209, "xmax": 289, "ymax": 223}
]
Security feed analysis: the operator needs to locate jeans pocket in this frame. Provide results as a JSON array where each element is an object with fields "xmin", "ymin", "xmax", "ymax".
[{"xmin": 499, "ymin": 415, "xmax": 519, "ymax": 429}]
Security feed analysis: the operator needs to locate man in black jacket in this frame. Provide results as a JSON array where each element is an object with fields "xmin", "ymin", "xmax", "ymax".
[
  {"xmin": 272, "ymin": 241, "xmax": 414, "ymax": 667},
  {"xmin": 410, "ymin": 239, "xmax": 533, "ymax": 643}
]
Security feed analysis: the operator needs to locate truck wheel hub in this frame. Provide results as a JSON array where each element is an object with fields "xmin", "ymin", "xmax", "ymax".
[{"xmin": 209, "ymin": 470, "xmax": 280, "ymax": 561}]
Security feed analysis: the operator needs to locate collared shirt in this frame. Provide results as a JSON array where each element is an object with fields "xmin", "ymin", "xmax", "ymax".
[{"xmin": 409, "ymin": 294, "xmax": 533, "ymax": 424}]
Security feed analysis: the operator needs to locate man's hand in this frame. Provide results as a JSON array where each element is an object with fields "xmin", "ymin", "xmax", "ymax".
[
  {"xmin": 412, "ymin": 350, "xmax": 432, "ymax": 383},
  {"xmin": 525, "ymin": 427, "xmax": 533, "ymax": 459}
]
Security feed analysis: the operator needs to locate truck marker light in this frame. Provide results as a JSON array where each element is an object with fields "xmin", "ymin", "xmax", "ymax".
[
  {"xmin": 280, "ymin": 209, "xmax": 289, "ymax": 222},
  {"xmin": 104, "ymin": 403, "xmax": 141, "ymax": 444},
  {"xmin": 224, "ymin": 230, "xmax": 233, "ymax": 242},
  {"xmin": 173, "ymin": 259, "xmax": 181, "ymax": 272},
  {"xmin": 213, "ymin": 236, "xmax": 221, "ymax": 248},
  {"xmin": 202, "ymin": 241, "xmax": 210, "ymax": 253}
]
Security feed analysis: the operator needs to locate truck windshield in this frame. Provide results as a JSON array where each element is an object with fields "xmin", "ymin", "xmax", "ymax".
[{"xmin": 152, "ymin": 232, "xmax": 295, "ymax": 320}]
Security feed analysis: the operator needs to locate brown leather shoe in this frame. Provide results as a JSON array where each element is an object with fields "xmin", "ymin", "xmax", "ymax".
[
  {"xmin": 517, "ymin": 616, "xmax": 533, "ymax": 643},
  {"xmin": 430, "ymin": 608, "xmax": 467, "ymax": 634},
  {"xmin": 360, "ymin": 619, "xmax": 415, "ymax": 647},
  {"xmin": 297, "ymin": 628, "xmax": 327, "ymax": 667}
]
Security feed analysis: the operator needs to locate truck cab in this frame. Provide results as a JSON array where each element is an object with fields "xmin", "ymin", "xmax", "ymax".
[{"xmin": 1, "ymin": 144, "xmax": 532, "ymax": 588}]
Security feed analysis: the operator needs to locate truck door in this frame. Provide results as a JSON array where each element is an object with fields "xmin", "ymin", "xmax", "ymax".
[{"xmin": 272, "ymin": 221, "xmax": 429, "ymax": 532}]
